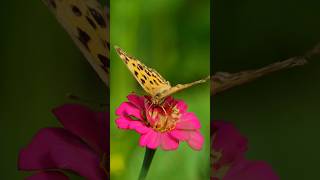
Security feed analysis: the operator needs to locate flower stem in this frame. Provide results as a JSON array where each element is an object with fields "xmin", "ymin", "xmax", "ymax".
[{"xmin": 138, "ymin": 148, "xmax": 156, "ymax": 180}]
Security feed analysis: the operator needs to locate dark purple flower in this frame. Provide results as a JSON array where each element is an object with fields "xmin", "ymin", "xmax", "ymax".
[
  {"xmin": 18, "ymin": 104, "xmax": 109, "ymax": 180},
  {"xmin": 211, "ymin": 121, "xmax": 279, "ymax": 180}
]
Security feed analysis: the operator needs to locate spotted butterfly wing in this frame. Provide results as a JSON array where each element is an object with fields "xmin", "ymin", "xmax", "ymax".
[
  {"xmin": 115, "ymin": 46, "xmax": 171, "ymax": 97},
  {"xmin": 115, "ymin": 46, "xmax": 209, "ymax": 104},
  {"xmin": 42, "ymin": 0, "xmax": 109, "ymax": 85},
  {"xmin": 156, "ymin": 75, "xmax": 210, "ymax": 101}
]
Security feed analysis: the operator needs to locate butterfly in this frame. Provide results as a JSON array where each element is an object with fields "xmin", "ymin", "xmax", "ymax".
[
  {"xmin": 42, "ymin": 0, "xmax": 109, "ymax": 85},
  {"xmin": 212, "ymin": 57, "xmax": 307, "ymax": 95},
  {"xmin": 115, "ymin": 46, "xmax": 210, "ymax": 105}
]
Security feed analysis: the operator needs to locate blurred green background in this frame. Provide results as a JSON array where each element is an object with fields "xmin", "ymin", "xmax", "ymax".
[
  {"xmin": 213, "ymin": 0, "xmax": 320, "ymax": 179},
  {"xmin": 0, "ymin": 0, "xmax": 106, "ymax": 179},
  {"xmin": 110, "ymin": 0, "xmax": 210, "ymax": 180}
]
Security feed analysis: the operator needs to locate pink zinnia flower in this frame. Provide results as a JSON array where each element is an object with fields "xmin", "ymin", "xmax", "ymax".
[
  {"xmin": 115, "ymin": 93, "xmax": 204, "ymax": 151},
  {"xmin": 18, "ymin": 104, "xmax": 109, "ymax": 180},
  {"xmin": 211, "ymin": 121, "xmax": 279, "ymax": 180}
]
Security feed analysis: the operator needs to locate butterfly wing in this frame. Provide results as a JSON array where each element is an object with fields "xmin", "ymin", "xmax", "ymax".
[
  {"xmin": 157, "ymin": 76, "xmax": 210, "ymax": 100},
  {"xmin": 42, "ymin": 0, "xmax": 109, "ymax": 85},
  {"xmin": 212, "ymin": 57, "xmax": 307, "ymax": 95},
  {"xmin": 114, "ymin": 46, "xmax": 171, "ymax": 97}
]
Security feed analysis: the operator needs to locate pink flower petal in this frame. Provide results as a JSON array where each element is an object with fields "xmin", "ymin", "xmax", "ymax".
[
  {"xmin": 175, "ymin": 100, "xmax": 188, "ymax": 113},
  {"xmin": 115, "ymin": 117, "xmax": 131, "ymax": 129},
  {"xmin": 146, "ymin": 132, "xmax": 161, "ymax": 149},
  {"xmin": 169, "ymin": 129, "xmax": 191, "ymax": 141},
  {"xmin": 187, "ymin": 130, "xmax": 204, "ymax": 151},
  {"xmin": 224, "ymin": 158, "xmax": 280, "ymax": 180},
  {"xmin": 212, "ymin": 121, "xmax": 248, "ymax": 165},
  {"xmin": 52, "ymin": 104, "xmax": 108, "ymax": 154},
  {"xmin": 127, "ymin": 93, "xmax": 145, "ymax": 109},
  {"xmin": 176, "ymin": 112, "xmax": 201, "ymax": 130},
  {"xmin": 129, "ymin": 121, "xmax": 150, "ymax": 134},
  {"xmin": 116, "ymin": 102, "xmax": 142, "ymax": 120},
  {"xmin": 18, "ymin": 128, "xmax": 106, "ymax": 180},
  {"xmin": 212, "ymin": 121, "xmax": 279, "ymax": 180},
  {"xmin": 116, "ymin": 116, "xmax": 149, "ymax": 134},
  {"xmin": 139, "ymin": 130, "xmax": 155, "ymax": 147},
  {"xmin": 160, "ymin": 133, "xmax": 179, "ymax": 150},
  {"xmin": 26, "ymin": 171, "xmax": 69, "ymax": 180}
]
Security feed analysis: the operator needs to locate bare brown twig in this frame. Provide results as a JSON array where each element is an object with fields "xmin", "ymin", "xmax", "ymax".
[{"xmin": 211, "ymin": 43, "xmax": 320, "ymax": 95}]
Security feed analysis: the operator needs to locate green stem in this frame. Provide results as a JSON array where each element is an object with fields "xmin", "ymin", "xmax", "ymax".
[{"xmin": 138, "ymin": 148, "xmax": 156, "ymax": 180}]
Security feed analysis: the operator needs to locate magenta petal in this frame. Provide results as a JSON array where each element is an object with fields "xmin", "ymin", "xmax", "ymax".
[
  {"xmin": 52, "ymin": 104, "xmax": 108, "ymax": 154},
  {"xmin": 175, "ymin": 100, "xmax": 188, "ymax": 113},
  {"xmin": 26, "ymin": 171, "xmax": 69, "ymax": 180},
  {"xmin": 116, "ymin": 116, "xmax": 149, "ymax": 134},
  {"xmin": 169, "ymin": 129, "xmax": 190, "ymax": 141},
  {"xmin": 175, "ymin": 112, "xmax": 201, "ymax": 130},
  {"xmin": 127, "ymin": 93, "xmax": 145, "ymax": 109},
  {"xmin": 139, "ymin": 130, "xmax": 155, "ymax": 147},
  {"xmin": 115, "ymin": 102, "xmax": 143, "ymax": 119},
  {"xmin": 129, "ymin": 121, "xmax": 150, "ymax": 134},
  {"xmin": 160, "ymin": 133, "xmax": 179, "ymax": 150},
  {"xmin": 187, "ymin": 130, "xmax": 204, "ymax": 150},
  {"xmin": 18, "ymin": 128, "xmax": 106, "ymax": 180},
  {"xmin": 115, "ymin": 116, "xmax": 131, "ymax": 129},
  {"xmin": 212, "ymin": 121, "xmax": 248, "ymax": 165},
  {"xmin": 224, "ymin": 158, "xmax": 280, "ymax": 180},
  {"xmin": 146, "ymin": 132, "xmax": 161, "ymax": 149},
  {"xmin": 139, "ymin": 130, "xmax": 161, "ymax": 149}
]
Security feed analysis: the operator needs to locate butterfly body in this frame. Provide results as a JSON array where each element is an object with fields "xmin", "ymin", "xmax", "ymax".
[{"xmin": 115, "ymin": 46, "xmax": 209, "ymax": 105}]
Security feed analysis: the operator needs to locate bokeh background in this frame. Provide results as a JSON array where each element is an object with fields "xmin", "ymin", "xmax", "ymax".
[
  {"xmin": 0, "ymin": 0, "xmax": 106, "ymax": 179},
  {"xmin": 110, "ymin": 0, "xmax": 210, "ymax": 179},
  {"xmin": 213, "ymin": 0, "xmax": 320, "ymax": 179}
]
